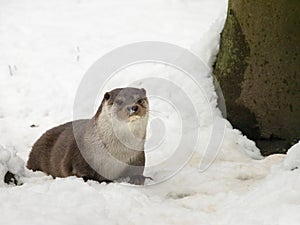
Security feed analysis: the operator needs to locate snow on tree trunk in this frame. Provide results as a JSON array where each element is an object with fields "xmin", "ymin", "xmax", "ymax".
[{"xmin": 214, "ymin": 0, "xmax": 300, "ymax": 155}]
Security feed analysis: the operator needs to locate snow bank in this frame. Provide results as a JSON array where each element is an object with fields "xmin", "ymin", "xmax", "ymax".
[
  {"xmin": 223, "ymin": 126, "xmax": 263, "ymax": 160},
  {"xmin": 0, "ymin": 145, "xmax": 25, "ymax": 186},
  {"xmin": 284, "ymin": 141, "xmax": 300, "ymax": 170}
]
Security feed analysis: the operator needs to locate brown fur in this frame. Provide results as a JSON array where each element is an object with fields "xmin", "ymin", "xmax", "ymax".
[{"xmin": 27, "ymin": 88, "xmax": 148, "ymax": 184}]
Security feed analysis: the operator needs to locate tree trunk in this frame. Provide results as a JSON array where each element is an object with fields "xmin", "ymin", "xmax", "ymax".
[{"xmin": 214, "ymin": 0, "xmax": 300, "ymax": 155}]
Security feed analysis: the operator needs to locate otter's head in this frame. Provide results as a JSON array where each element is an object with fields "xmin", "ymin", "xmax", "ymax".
[
  {"xmin": 95, "ymin": 87, "xmax": 149, "ymax": 142},
  {"xmin": 100, "ymin": 87, "xmax": 148, "ymax": 122}
]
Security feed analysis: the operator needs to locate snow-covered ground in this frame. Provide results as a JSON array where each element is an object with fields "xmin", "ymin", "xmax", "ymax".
[{"xmin": 0, "ymin": 0, "xmax": 299, "ymax": 224}]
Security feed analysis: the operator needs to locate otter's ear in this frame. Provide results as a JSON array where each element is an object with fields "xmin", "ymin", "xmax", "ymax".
[
  {"xmin": 104, "ymin": 92, "xmax": 110, "ymax": 100},
  {"xmin": 141, "ymin": 88, "xmax": 146, "ymax": 95}
]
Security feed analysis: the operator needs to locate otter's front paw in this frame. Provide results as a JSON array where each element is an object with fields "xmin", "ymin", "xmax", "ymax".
[{"xmin": 128, "ymin": 175, "xmax": 153, "ymax": 185}]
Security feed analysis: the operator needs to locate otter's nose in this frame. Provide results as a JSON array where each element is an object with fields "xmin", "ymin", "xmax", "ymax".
[
  {"xmin": 131, "ymin": 105, "xmax": 138, "ymax": 112},
  {"xmin": 128, "ymin": 105, "xmax": 139, "ymax": 115}
]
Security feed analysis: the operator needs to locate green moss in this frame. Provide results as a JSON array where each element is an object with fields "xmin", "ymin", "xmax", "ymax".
[{"xmin": 214, "ymin": 9, "xmax": 250, "ymax": 100}]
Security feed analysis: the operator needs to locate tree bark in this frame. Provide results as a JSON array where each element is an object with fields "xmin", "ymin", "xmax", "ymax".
[{"xmin": 214, "ymin": 0, "xmax": 300, "ymax": 155}]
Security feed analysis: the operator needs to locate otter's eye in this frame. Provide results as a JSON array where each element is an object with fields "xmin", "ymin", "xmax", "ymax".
[
  {"xmin": 115, "ymin": 99, "xmax": 123, "ymax": 106},
  {"xmin": 137, "ymin": 99, "xmax": 145, "ymax": 105},
  {"xmin": 104, "ymin": 93, "xmax": 110, "ymax": 100}
]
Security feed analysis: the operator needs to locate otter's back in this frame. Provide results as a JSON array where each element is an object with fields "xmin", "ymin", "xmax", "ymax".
[{"xmin": 27, "ymin": 121, "xmax": 77, "ymax": 174}]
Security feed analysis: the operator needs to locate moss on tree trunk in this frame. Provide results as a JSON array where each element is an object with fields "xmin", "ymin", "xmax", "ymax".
[{"xmin": 214, "ymin": 0, "xmax": 300, "ymax": 155}]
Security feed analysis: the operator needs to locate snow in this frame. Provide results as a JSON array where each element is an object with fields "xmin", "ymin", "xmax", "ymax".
[
  {"xmin": 0, "ymin": 145, "xmax": 24, "ymax": 186},
  {"xmin": 284, "ymin": 141, "xmax": 300, "ymax": 170},
  {"xmin": 0, "ymin": 0, "xmax": 299, "ymax": 224}
]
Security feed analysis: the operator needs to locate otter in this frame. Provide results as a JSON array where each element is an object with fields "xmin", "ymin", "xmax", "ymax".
[{"xmin": 27, "ymin": 87, "xmax": 150, "ymax": 185}]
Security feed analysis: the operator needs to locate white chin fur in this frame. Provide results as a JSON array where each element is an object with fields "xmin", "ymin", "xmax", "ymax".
[
  {"xmin": 128, "ymin": 115, "xmax": 141, "ymax": 122},
  {"xmin": 98, "ymin": 105, "xmax": 148, "ymax": 139}
]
